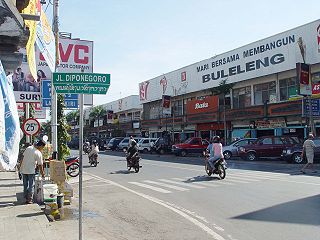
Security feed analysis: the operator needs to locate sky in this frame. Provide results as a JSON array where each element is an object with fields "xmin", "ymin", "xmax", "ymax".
[{"xmin": 47, "ymin": 0, "xmax": 320, "ymax": 106}]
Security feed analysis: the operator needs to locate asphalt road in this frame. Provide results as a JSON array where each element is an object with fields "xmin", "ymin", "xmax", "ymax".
[{"xmin": 69, "ymin": 150, "xmax": 320, "ymax": 240}]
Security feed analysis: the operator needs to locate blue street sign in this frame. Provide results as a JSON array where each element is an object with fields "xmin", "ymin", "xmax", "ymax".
[{"xmin": 41, "ymin": 79, "xmax": 79, "ymax": 109}]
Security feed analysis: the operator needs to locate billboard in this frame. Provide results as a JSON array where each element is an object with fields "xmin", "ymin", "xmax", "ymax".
[
  {"xmin": 17, "ymin": 102, "xmax": 46, "ymax": 119},
  {"xmin": 14, "ymin": 38, "xmax": 94, "ymax": 105},
  {"xmin": 139, "ymin": 19, "xmax": 320, "ymax": 103}
]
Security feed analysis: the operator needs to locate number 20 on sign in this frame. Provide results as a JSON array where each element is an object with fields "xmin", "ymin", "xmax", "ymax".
[{"xmin": 22, "ymin": 118, "xmax": 41, "ymax": 136}]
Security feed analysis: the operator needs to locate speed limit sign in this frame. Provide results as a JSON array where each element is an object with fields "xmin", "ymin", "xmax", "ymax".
[{"xmin": 22, "ymin": 118, "xmax": 40, "ymax": 136}]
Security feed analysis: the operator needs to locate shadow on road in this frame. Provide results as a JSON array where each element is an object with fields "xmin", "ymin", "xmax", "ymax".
[
  {"xmin": 232, "ymin": 194, "xmax": 320, "ymax": 225},
  {"xmin": 110, "ymin": 170, "xmax": 135, "ymax": 175},
  {"xmin": 184, "ymin": 175, "xmax": 221, "ymax": 182}
]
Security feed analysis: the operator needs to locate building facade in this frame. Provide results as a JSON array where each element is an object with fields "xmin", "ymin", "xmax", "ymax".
[
  {"xmin": 139, "ymin": 19, "xmax": 320, "ymax": 143},
  {"xmin": 83, "ymin": 95, "xmax": 142, "ymax": 138}
]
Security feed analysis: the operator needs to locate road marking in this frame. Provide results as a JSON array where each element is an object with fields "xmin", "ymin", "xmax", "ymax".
[
  {"xmin": 129, "ymin": 182, "xmax": 172, "ymax": 193},
  {"xmin": 159, "ymin": 179, "xmax": 205, "ymax": 189},
  {"xmin": 227, "ymin": 175, "xmax": 260, "ymax": 182},
  {"xmin": 144, "ymin": 180, "xmax": 189, "ymax": 191},
  {"xmin": 86, "ymin": 173, "xmax": 226, "ymax": 240},
  {"xmin": 172, "ymin": 177, "xmax": 234, "ymax": 186}
]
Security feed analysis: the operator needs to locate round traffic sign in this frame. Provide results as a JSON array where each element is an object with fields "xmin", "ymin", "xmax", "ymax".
[{"xmin": 22, "ymin": 118, "xmax": 40, "ymax": 136}]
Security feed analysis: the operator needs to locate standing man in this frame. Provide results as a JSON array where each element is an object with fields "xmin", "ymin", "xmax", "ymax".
[
  {"xmin": 19, "ymin": 140, "xmax": 46, "ymax": 204},
  {"xmin": 301, "ymin": 133, "xmax": 317, "ymax": 174}
]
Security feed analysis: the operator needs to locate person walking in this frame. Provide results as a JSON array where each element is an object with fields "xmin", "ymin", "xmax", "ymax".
[
  {"xmin": 19, "ymin": 140, "xmax": 46, "ymax": 204},
  {"xmin": 301, "ymin": 133, "xmax": 317, "ymax": 174}
]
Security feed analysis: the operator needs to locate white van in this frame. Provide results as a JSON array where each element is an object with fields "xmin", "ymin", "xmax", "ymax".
[
  {"xmin": 138, "ymin": 138, "xmax": 158, "ymax": 153},
  {"xmin": 118, "ymin": 137, "xmax": 142, "ymax": 151}
]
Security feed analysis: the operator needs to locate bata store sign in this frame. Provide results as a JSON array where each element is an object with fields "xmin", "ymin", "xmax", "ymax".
[{"xmin": 186, "ymin": 96, "xmax": 218, "ymax": 114}]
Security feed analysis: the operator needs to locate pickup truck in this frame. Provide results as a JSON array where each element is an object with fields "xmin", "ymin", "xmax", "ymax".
[{"xmin": 172, "ymin": 137, "xmax": 209, "ymax": 157}]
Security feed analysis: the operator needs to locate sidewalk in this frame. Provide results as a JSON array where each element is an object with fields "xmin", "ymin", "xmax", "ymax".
[{"xmin": 0, "ymin": 171, "xmax": 57, "ymax": 240}]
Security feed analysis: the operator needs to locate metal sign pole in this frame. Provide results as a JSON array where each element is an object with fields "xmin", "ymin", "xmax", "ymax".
[
  {"xmin": 79, "ymin": 93, "xmax": 84, "ymax": 240},
  {"xmin": 25, "ymin": 103, "xmax": 30, "ymax": 144},
  {"xmin": 52, "ymin": 0, "xmax": 59, "ymax": 160}
]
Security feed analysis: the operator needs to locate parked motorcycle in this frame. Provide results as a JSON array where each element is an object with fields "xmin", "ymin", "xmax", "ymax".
[
  {"xmin": 203, "ymin": 150, "xmax": 226, "ymax": 179},
  {"xmin": 65, "ymin": 156, "xmax": 80, "ymax": 177},
  {"xmin": 124, "ymin": 150, "xmax": 141, "ymax": 173},
  {"xmin": 89, "ymin": 153, "xmax": 98, "ymax": 167}
]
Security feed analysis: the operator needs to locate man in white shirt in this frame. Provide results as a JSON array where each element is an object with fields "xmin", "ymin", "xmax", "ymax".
[{"xmin": 20, "ymin": 140, "xmax": 46, "ymax": 204}]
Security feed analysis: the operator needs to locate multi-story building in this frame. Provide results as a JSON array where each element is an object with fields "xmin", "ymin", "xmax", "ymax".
[
  {"xmin": 83, "ymin": 95, "xmax": 142, "ymax": 138},
  {"xmin": 139, "ymin": 19, "xmax": 320, "ymax": 143}
]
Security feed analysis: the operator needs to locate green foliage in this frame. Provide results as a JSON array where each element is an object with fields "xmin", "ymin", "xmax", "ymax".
[
  {"xmin": 210, "ymin": 79, "xmax": 235, "ymax": 96},
  {"xmin": 66, "ymin": 110, "xmax": 80, "ymax": 124},
  {"xmin": 57, "ymin": 94, "xmax": 71, "ymax": 160}
]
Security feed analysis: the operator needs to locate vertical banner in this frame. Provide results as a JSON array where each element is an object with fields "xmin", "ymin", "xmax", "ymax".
[
  {"xmin": 162, "ymin": 95, "xmax": 171, "ymax": 115},
  {"xmin": 0, "ymin": 60, "xmax": 20, "ymax": 170},
  {"xmin": 107, "ymin": 110, "xmax": 113, "ymax": 124},
  {"xmin": 297, "ymin": 62, "xmax": 311, "ymax": 95},
  {"xmin": 22, "ymin": 0, "xmax": 37, "ymax": 80}
]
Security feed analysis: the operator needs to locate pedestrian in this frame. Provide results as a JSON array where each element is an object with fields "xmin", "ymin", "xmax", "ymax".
[
  {"xmin": 19, "ymin": 140, "xmax": 46, "ymax": 204},
  {"xmin": 300, "ymin": 133, "xmax": 317, "ymax": 174}
]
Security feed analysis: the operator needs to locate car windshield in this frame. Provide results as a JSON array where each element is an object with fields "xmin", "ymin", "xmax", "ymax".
[
  {"xmin": 184, "ymin": 138, "xmax": 193, "ymax": 144},
  {"xmin": 109, "ymin": 139, "xmax": 114, "ymax": 143}
]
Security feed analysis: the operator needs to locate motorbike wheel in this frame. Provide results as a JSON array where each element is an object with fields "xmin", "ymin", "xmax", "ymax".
[
  {"xmin": 217, "ymin": 164, "xmax": 226, "ymax": 179},
  {"xmin": 205, "ymin": 163, "xmax": 212, "ymax": 176},
  {"xmin": 90, "ymin": 160, "xmax": 97, "ymax": 167},
  {"xmin": 134, "ymin": 167, "xmax": 140, "ymax": 173},
  {"xmin": 127, "ymin": 166, "xmax": 132, "ymax": 171},
  {"xmin": 67, "ymin": 163, "xmax": 80, "ymax": 177}
]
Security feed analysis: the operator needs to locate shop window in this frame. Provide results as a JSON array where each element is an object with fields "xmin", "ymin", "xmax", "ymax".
[
  {"xmin": 279, "ymin": 77, "xmax": 299, "ymax": 101},
  {"xmin": 173, "ymin": 100, "xmax": 183, "ymax": 116},
  {"xmin": 233, "ymin": 86, "xmax": 251, "ymax": 109},
  {"xmin": 312, "ymin": 72, "xmax": 320, "ymax": 83},
  {"xmin": 254, "ymin": 81, "xmax": 276, "ymax": 105}
]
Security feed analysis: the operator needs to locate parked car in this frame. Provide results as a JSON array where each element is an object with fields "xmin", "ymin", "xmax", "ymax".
[
  {"xmin": 106, "ymin": 137, "xmax": 124, "ymax": 151},
  {"xmin": 138, "ymin": 138, "xmax": 158, "ymax": 153},
  {"xmin": 117, "ymin": 137, "xmax": 142, "ymax": 151},
  {"xmin": 281, "ymin": 137, "xmax": 320, "ymax": 164},
  {"xmin": 222, "ymin": 138, "xmax": 257, "ymax": 160},
  {"xmin": 239, "ymin": 136, "xmax": 302, "ymax": 161},
  {"xmin": 151, "ymin": 137, "xmax": 172, "ymax": 154},
  {"xmin": 172, "ymin": 137, "xmax": 209, "ymax": 157}
]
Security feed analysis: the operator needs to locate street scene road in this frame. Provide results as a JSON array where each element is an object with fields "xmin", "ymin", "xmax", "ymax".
[{"xmin": 68, "ymin": 150, "xmax": 320, "ymax": 240}]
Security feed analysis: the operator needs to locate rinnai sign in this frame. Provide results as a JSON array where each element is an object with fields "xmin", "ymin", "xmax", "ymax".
[
  {"xmin": 139, "ymin": 20, "xmax": 320, "ymax": 103},
  {"xmin": 186, "ymin": 96, "xmax": 218, "ymax": 114},
  {"xmin": 195, "ymin": 102, "xmax": 209, "ymax": 110}
]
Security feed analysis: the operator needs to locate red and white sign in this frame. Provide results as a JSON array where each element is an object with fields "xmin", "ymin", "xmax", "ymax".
[
  {"xmin": 186, "ymin": 96, "xmax": 218, "ymax": 114},
  {"xmin": 22, "ymin": 118, "xmax": 40, "ymax": 136},
  {"xmin": 17, "ymin": 102, "xmax": 46, "ymax": 119}
]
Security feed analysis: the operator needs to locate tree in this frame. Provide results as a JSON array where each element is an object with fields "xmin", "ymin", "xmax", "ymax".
[
  {"xmin": 210, "ymin": 79, "xmax": 235, "ymax": 145},
  {"xmin": 66, "ymin": 110, "xmax": 80, "ymax": 138},
  {"xmin": 89, "ymin": 105, "xmax": 107, "ymax": 138}
]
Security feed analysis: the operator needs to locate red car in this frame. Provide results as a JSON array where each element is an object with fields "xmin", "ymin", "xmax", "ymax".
[
  {"xmin": 172, "ymin": 137, "xmax": 209, "ymax": 157},
  {"xmin": 238, "ymin": 136, "xmax": 302, "ymax": 161}
]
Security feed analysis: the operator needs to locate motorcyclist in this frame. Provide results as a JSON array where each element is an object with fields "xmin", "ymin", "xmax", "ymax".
[
  {"xmin": 126, "ymin": 140, "xmax": 138, "ymax": 163},
  {"xmin": 88, "ymin": 141, "xmax": 99, "ymax": 163},
  {"xmin": 207, "ymin": 136, "xmax": 224, "ymax": 170}
]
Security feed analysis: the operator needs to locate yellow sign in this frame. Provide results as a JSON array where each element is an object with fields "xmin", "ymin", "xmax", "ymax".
[{"xmin": 22, "ymin": 0, "xmax": 37, "ymax": 80}]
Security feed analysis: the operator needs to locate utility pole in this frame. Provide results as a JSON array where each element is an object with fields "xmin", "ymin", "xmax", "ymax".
[{"xmin": 52, "ymin": 0, "xmax": 59, "ymax": 160}]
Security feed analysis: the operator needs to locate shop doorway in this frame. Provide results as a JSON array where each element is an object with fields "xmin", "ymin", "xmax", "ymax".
[
  {"xmin": 283, "ymin": 128, "xmax": 305, "ymax": 139},
  {"xmin": 200, "ymin": 130, "xmax": 210, "ymax": 141}
]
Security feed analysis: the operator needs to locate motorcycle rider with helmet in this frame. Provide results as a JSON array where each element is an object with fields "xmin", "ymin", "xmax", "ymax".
[
  {"xmin": 126, "ymin": 140, "xmax": 138, "ymax": 163},
  {"xmin": 88, "ymin": 140, "xmax": 99, "ymax": 164},
  {"xmin": 207, "ymin": 136, "xmax": 224, "ymax": 170}
]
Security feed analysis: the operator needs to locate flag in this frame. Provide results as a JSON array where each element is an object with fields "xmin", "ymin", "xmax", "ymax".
[
  {"xmin": 22, "ymin": 0, "xmax": 38, "ymax": 80},
  {"xmin": 0, "ymin": 60, "xmax": 20, "ymax": 170},
  {"xmin": 36, "ymin": 9, "xmax": 56, "ymax": 72}
]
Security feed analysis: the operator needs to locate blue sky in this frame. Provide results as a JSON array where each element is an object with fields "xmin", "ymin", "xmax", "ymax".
[{"xmin": 51, "ymin": 0, "xmax": 320, "ymax": 105}]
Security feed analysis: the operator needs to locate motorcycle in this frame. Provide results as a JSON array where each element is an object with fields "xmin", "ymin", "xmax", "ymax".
[
  {"xmin": 83, "ymin": 143, "xmax": 90, "ymax": 154},
  {"xmin": 65, "ymin": 156, "xmax": 80, "ymax": 177},
  {"xmin": 203, "ymin": 150, "xmax": 226, "ymax": 179},
  {"xmin": 88, "ymin": 153, "xmax": 98, "ymax": 167},
  {"xmin": 124, "ymin": 149, "xmax": 141, "ymax": 173}
]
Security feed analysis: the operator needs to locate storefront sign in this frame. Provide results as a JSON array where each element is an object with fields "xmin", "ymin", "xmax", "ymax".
[
  {"xmin": 186, "ymin": 96, "xmax": 218, "ymax": 114},
  {"xmin": 139, "ymin": 20, "xmax": 320, "ymax": 103},
  {"xmin": 255, "ymin": 119, "xmax": 286, "ymax": 129}
]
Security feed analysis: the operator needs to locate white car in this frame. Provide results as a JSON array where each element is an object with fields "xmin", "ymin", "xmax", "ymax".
[
  {"xmin": 223, "ymin": 138, "xmax": 257, "ymax": 160},
  {"xmin": 118, "ymin": 137, "xmax": 142, "ymax": 151},
  {"xmin": 138, "ymin": 138, "xmax": 158, "ymax": 153}
]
